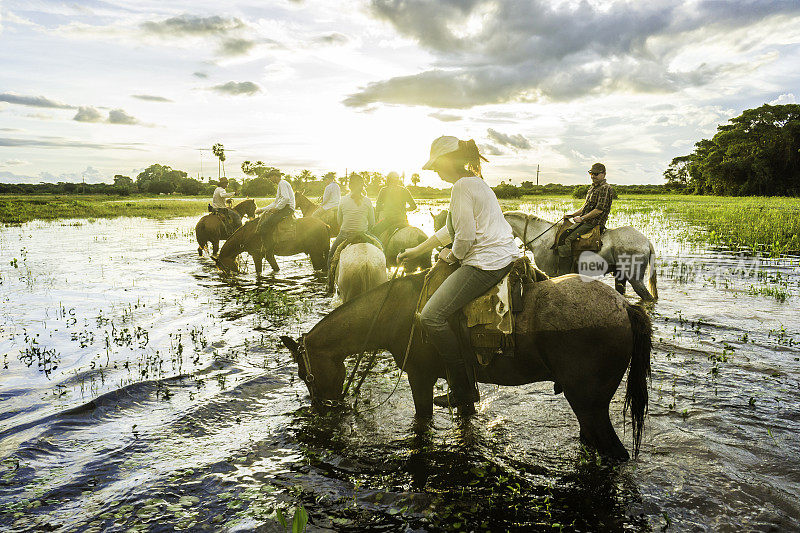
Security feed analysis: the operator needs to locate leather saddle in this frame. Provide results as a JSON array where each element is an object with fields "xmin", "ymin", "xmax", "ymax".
[{"xmin": 554, "ymin": 221, "xmax": 604, "ymax": 253}]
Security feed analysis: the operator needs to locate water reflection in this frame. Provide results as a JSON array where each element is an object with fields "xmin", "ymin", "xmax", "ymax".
[{"xmin": 0, "ymin": 202, "xmax": 798, "ymax": 531}]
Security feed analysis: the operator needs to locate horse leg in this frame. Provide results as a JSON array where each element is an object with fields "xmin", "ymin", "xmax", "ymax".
[
  {"xmin": 266, "ymin": 254, "xmax": 280, "ymax": 272},
  {"xmin": 629, "ymin": 279, "xmax": 653, "ymax": 301},
  {"xmin": 252, "ymin": 252, "xmax": 263, "ymax": 277},
  {"xmin": 565, "ymin": 395, "xmax": 629, "ymax": 461},
  {"xmin": 615, "ymin": 277, "xmax": 627, "ymax": 295},
  {"xmin": 407, "ymin": 371, "xmax": 436, "ymax": 419},
  {"xmin": 212, "ymin": 240, "xmax": 219, "ymax": 257}
]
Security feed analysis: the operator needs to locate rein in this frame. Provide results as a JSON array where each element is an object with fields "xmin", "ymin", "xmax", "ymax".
[
  {"xmin": 342, "ymin": 264, "xmax": 402, "ymax": 396},
  {"xmin": 520, "ymin": 215, "xmax": 559, "ymax": 249}
]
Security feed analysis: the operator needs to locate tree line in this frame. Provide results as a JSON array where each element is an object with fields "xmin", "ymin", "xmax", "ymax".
[{"xmin": 664, "ymin": 103, "xmax": 800, "ymax": 196}]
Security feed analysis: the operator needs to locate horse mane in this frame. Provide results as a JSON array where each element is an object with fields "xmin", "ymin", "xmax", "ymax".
[
  {"xmin": 218, "ymin": 218, "xmax": 259, "ymax": 260},
  {"xmin": 504, "ymin": 210, "xmax": 553, "ymax": 225}
]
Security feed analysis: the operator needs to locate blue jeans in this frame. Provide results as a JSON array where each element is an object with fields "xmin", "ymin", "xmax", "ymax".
[{"xmin": 420, "ymin": 262, "xmax": 513, "ymax": 367}]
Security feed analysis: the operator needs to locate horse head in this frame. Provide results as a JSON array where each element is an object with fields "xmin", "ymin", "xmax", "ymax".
[
  {"xmin": 240, "ymin": 198, "xmax": 256, "ymax": 219},
  {"xmin": 280, "ymin": 334, "xmax": 344, "ymax": 408},
  {"xmin": 432, "ymin": 209, "xmax": 448, "ymax": 231}
]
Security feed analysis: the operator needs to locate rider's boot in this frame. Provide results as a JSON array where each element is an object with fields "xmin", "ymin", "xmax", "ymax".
[
  {"xmin": 556, "ymin": 244, "xmax": 573, "ymax": 275},
  {"xmin": 436, "ymin": 361, "xmax": 478, "ymax": 416}
]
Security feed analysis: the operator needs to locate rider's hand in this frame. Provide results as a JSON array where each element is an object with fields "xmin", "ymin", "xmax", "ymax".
[
  {"xmin": 397, "ymin": 248, "xmax": 415, "ymax": 264},
  {"xmin": 438, "ymin": 248, "xmax": 455, "ymax": 264},
  {"xmin": 562, "ymin": 214, "xmax": 571, "ymax": 220},
  {"xmin": 575, "ymin": 216, "xmax": 583, "ymax": 223}
]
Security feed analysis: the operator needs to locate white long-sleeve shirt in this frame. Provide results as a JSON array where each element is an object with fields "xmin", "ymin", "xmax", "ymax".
[
  {"xmin": 212, "ymin": 187, "xmax": 235, "ymax": 208},
  {"xmin": 321, "ymin": 182, "xmax": 341, "ymax": 210},
  {"xmin": 434, "ymin": 175, "xmax": 518, "ymax": 270},
  {"xmin": 256, "ymin": 179, "xmax": 295, "ymax": 214}
]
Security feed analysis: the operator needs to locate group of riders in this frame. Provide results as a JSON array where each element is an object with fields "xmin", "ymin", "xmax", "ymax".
[{"xmin": 208, "ymin": 136, "xmax": 614, "ymax": 416}]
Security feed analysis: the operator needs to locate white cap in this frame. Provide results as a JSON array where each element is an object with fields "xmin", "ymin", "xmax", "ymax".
[{"xmin": 422, "ymin": 136, "xmax": 460, "ymax": 170}]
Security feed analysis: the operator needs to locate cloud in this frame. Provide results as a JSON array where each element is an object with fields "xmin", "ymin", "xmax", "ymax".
[
  {"xmin": 479, "ymin": 143, "xmax": 504, "ymax": 156},
  {"xmin": 218, "ymin": 37, "xmax": 258, "ymax": 56},
  {"xmin": 346, "ymin": 0, "xmax": 800, "ymax": 108},
  {"xmin": 0, "ymin": 136, "xmax": 145, "ymax": 150},
  {"xmin": 429, "ymin": 111, "xmax": 461, "ymax": 122},
  {"xmin": 0, "ymin": 92, "xmax": 74, "ymax": 109},
  {"xmin": 107, "ymin": 109, "xmax": 139, "ymax": 125},
  {"xmin": 132, "ymin": 94, "xmax": 173, "ymax": 102},
  {"xmin": 193, "ymin": 71, "xmax": 209, "ymax": 79},
  {"xmin": 140, "ymin": 15, "xmax": 246, "ymax": 37},
  {"xmin": 73, "ymin": 106, "xmax": 103, "ymax": 122},
  {"xmin": 487, "ymin": 128, "xmax": 531, "ymax": 150},
  {"xmin": 313, "ymin": 32, "xmax": 349, "ymax": 46},
  {"xmin": 209, "ymin": 81, "xmax": 261, "ymax": 96},
  {"xmin": 769, "ymin": 93, "xmax": 796, "ymax": 105},
  {"xmin": 1, "ymin": 159, "xmax": 28, "ymax": 167}
]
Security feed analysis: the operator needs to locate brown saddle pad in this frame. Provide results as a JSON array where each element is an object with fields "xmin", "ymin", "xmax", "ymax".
[{"xmin": 415, "ymin": 257, "xmax": 544, "ymax": 364}]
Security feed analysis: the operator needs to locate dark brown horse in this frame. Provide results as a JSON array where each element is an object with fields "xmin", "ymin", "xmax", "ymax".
[
  {"xmin": 215, "ymin": 215, "xmax": 330, "ymax": 276},
  {"xmin": 196, "ymin": 198, "xmax": 256, "ymax": 256},
  {"xmin": 295, "ymin": 191, "xmax": 340, "ymax": 236},
  {"xmin": 280, "ymin": 271, "xmax": 652, "ymax": 460}
]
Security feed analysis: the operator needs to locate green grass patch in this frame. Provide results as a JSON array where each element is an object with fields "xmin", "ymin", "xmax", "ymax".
[{"xmin": 0, "ymin": 195, "xmax": 276, "ymax": 224}]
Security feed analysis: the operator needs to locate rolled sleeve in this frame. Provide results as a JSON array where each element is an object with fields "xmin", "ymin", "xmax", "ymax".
[
  {"xmin": 434, "ymin": 226, "xmax": 452, "ymax": 246},
  {"xmin": 449, "ymin": 184, "xmax": 476, "ymax": 261}
]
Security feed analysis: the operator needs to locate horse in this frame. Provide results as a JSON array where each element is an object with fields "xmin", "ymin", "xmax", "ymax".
[
  {"xmin": 503, "ymin": 211, "xmax": 658, "ymax": 301},
  {"xmin": 331, "ymin": 242, "xmax": 387, "ymax": 303},
  {"xmin": 295, "ymin": 191, "xmax": 340, "ymax": 236},
  {"xmin": 280, "ymin": 270, "xmax": 652, "ymax": 461},
  {"xmin": 214, "ymin": 215, "xmax": 330, "ymax": 276},
  {"xmin": 195, "ymin": 198, "xmax": 257, "ymax": 257},
  {"xmin": 379, "ymin": 226, "xmax": 431, "ymax": 272}
]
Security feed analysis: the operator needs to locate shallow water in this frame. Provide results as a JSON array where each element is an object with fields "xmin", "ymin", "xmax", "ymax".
[{"xmin": 1, "ymin": 202, "xmax": 799, "ymax": 532}]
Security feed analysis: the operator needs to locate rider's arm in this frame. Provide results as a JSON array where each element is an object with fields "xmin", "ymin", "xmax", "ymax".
[
  {"xmin": 577, "ymin": 208, "xmax": 603, "ymax": 222},
  {"xmin": 397, "ymin": 232, "xmax": 442, "ymax": 263},
  {"xmin": 449, "ymin": 183, "xmax": 475, "ymax": 261},
  {"xmin": 221, "ymin": 190, "xmax": 236, "ymax": 199},
  {"xmin": 367, "ymin": 199, "xmax": 376, "ymax": 229},
  {"xmin": 404, "ymin": 188, "xmax": 417, "ymax": 211}
]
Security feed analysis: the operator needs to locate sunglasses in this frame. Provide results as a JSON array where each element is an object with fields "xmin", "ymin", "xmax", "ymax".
[{"xmin": 589, "ymin": 171, "xmax": 603, "ymax": 176}]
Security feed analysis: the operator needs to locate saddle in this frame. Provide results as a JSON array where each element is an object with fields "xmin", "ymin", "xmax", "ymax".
[
  {"xmin": 554, "ymin": 221, "xmax": 604, "ymax": 253},
  {"xmin": 416, "ymin": 257, "xmax": 548, "ymax": 365},
  {"xmin": 328, "ymin": 233, "xmax": 384, "ymax": 292},
  {"xmin": 273, "ymin": 214, "xmax": 298, "ymax": 243}
]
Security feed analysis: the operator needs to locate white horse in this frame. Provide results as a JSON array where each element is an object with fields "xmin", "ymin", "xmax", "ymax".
[
  {"xmin": 504, "ymin": 211, "xmax": 658, "ymax": 301},
  {"xmin": 334, "ymin": 243, "xmax": 388, "ymax": 304}
]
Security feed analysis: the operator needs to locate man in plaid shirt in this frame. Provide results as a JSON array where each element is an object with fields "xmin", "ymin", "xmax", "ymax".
[{"xmin": 554, "ymin": 162, "xmax": 614, "ymax": 273}]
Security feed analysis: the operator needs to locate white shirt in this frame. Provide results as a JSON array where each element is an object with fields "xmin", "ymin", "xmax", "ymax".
[
  {"xmin": 434, "ymin": 175, "xmax": 518, "ymax": 270},
  {"xmin": 338, "ymin": 193, "xmax": 375, "ymax": 234},
  {"xmin": 212, "ymin": 186, "xmax": 235, "ymax": 208},
  {"xmin": 321, "ymin": 182, "xmax": 341, "ymax": 210},
  {"xmin": 257, "ymin": 179, "xmax": 295, "ymax": 214}
]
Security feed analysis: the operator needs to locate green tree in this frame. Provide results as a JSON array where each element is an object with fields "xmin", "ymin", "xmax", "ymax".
[
  {"xmin": 665, "ymin": 103, "xmax": 800, "ymax": 195},
  {"xmin": 136, "ymin": 164, "xmax": 187, "ymax": 194},
  {"xmin": 212, "ymin": 143, "xmax": 226, "ymax": 179},
  {"xmin": 410, "ymin": 173, "xmax": 420, "ymax": 187}
]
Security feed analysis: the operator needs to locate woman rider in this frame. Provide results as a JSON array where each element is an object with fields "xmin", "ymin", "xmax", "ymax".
[
  {"xmin": 397, "ymin": 136, "xmax": 519, "ymax": 416},
  {"xmin": 326, "ymin": 173, "xmax": 377, "ymax": 274}
]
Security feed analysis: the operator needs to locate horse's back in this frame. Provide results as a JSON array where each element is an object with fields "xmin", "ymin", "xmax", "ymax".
[
  {"xmin": 516, "ymin": 275, "xmax": 630, "ymax": 336},
  {"xmin": 337, "ymin": 243, "xmax": 387, "ymax": 302}
]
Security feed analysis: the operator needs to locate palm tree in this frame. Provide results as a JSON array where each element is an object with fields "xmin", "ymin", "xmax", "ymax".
[{"xmin": 212, "ymin": 143, "xmax": 226, "ymax": 180}]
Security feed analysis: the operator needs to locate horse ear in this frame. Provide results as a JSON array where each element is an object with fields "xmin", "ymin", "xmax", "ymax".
[{"xmin": 280, "ymin": 335, "xmax": 300, "ymax": 355}]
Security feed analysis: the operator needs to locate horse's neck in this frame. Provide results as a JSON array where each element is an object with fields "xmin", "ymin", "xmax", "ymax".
[
  {"xmin": 305, "ymin": 278, "xmax": 418, "ymax": 363},
  {"xmin": 219, "ymin": 222, "xmax": 253, "ymax": 258}
]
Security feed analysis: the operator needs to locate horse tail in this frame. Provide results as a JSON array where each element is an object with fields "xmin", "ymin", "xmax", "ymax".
[
  {"xmin": 647, "ymin": 242, "xmax": 658, "ymax": 300},
  {"xmin": 624, "ymin": 302, "xmax": 652, "ymax": 457}
]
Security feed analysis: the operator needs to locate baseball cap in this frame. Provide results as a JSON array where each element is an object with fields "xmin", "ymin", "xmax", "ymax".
[
  {"xmin": 422, "ymin": 136, "xmax": 460, "ymax": 170},
  {"xmin": 589, "ymin": 163, "xmax": 606, "ymax": 174}
]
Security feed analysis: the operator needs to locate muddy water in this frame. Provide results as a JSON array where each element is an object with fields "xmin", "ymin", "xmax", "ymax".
[{"xmin": 1, "ymin": 202, "xmax": 799, "ymax": 532}]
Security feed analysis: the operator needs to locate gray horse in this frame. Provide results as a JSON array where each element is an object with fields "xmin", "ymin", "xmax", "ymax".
[{"xmin": 503, "ymin": 211, "xmax": 658, "ymax": 301}]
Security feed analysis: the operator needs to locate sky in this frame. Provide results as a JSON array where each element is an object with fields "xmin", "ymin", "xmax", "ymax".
[{"xmin": 1, "ymin": 0, "xmax": 799, "ymax": 187}]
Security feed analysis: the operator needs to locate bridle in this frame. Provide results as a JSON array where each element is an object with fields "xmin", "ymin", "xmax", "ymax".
[
  {"xmin": 297, "ymin": 334, "xmax": 343, "ymax": 408},
  {"xmin": 520, "ymin": 214, "xmax": 559, "ymax": 249}
]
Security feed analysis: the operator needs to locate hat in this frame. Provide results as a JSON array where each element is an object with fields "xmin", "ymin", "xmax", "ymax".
[
  {"xmin": 589, "ymin": 163, "xmax": 606, "ymax": 174},
  {"xmin": 386, "ymin": 171, "xmax": 401, "ymax": 183},
  {"xmin": 219, "ymin": 176, "xmax": 229, "ymax": 183},
  {"xmin": 422, "ymin": 136, "xmax": 460, "ymax": 170}
]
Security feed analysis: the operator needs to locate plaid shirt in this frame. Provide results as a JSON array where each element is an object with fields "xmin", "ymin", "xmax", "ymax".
[{"xmin": 580, "ymin": 180, "xmax": 613, "ymax": 228}]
